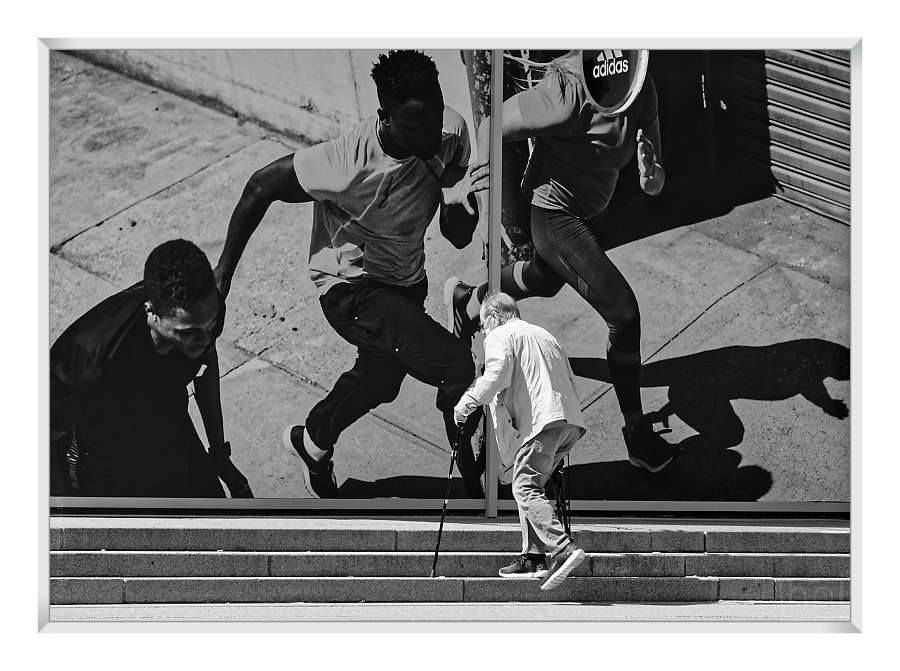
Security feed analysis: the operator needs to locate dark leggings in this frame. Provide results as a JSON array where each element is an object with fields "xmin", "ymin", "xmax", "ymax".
[{"xmin": 489, "ymin": 205, "xmax": 644, "ymax": 417}]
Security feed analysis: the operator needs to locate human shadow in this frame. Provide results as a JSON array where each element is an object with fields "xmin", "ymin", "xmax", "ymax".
[
  {"xmin": 338, "ymin": 475, "xmax": 476, "ymax": 499},
  {"xmin": 567, "ymin": 338, "xmax": 849, "ymax": 501}
]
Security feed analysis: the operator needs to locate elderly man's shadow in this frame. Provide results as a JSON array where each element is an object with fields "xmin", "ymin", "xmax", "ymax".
[
  {"xmin": 338, "ymin": 475, "xmax": 475, "ymax": 499},
  {"xmin": 565, "ymin": 338, "xmax": 850, "ymax": 501}
]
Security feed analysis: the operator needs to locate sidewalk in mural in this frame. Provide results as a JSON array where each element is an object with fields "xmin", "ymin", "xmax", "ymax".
[{"xmin": 48, "ymin": 51, "xmax": 851, "ymax": 502}]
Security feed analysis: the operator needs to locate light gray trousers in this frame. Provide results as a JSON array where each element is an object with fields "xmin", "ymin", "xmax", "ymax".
[{"xmin": 512, "ymin": 423, "xmax": 582, "ymax": 557}]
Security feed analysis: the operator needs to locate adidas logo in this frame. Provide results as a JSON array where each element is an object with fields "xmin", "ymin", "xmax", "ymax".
[{"xmin": 592, "ymin": 49, "xmax": 629, "ymax": 78}]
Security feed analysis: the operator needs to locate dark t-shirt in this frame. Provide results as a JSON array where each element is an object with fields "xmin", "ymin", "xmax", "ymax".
[
  {"xmin": 517, "ymin": 54, "xmax": 659, "ymax": 218},
  {"xmin": 50, "ymin": 282, "xmax": 226, "ymax": 496}
]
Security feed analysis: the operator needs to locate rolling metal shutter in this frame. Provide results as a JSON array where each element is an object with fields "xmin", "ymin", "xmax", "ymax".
[{"xmin": 727, "ymin": 50, "xmax": 851, "ymax": 224}]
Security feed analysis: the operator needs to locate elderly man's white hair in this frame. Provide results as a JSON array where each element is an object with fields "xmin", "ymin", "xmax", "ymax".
[{"xmin": 480, "ymin": 292, "xmax": 520, "ymax": 332}]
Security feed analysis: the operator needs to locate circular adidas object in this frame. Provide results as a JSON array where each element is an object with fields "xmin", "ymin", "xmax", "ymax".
[{"xmin": 578, "ymin": 49, "xmax": 649, "ymax": 117}]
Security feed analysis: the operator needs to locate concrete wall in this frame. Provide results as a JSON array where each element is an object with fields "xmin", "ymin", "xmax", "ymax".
[{"xmin": 74, "ymin": 49, "xmax": 475, "ymax": 144}]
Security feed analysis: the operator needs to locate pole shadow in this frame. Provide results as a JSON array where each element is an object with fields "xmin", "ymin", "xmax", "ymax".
[{"xmin": 568, "ymin": 338, "xmax": 849, "ymax": 501}]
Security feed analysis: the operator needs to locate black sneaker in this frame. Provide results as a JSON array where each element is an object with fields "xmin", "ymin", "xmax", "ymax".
[
  {"xmin": 281, "ymin": 425, "xmax": 338, "ymax": 498},
  {"xmin": 539, "ymin": 543, "xmax": 586, "ymax": 591},
  {"xmin": 499, "ymin": 553, "xmax": 548, "ymax": 579},
  {"xmin": 622, "ymin": 419, "xmax": 675, "ymax": 473},
  {"xmin": 443, "ymin": 276, "xmax": 479, "ymax": 344}
]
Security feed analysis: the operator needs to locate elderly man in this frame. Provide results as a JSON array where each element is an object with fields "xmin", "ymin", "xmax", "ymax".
[{"xmin": 454, "ymin": 292, "xmax": 586, "ymax": 591}]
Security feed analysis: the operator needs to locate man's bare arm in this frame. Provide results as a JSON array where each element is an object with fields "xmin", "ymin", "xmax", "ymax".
[
  {"xmin": 215, "ymin": 154, "xmax": 313, "ymax": 298},
  {"xmin": 194, "ymin": 347, "xmax": 253, "ymax": 497},
  {"xmin": 193, "ymin": 347, "xmax": 225, "ymax": 449}
]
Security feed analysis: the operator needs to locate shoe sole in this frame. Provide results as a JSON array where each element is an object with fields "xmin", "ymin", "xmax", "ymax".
[
  {"xmin": 539, "ymin": 548, "xmax": 586, "ymax": 591},
  {"xmin": 628, "ymin": 454, "xmax": 674, "ymax": 473},
  {"xmin": 498, "ymin": 570, "xmax": 549, "ymax": 580},
  {"xmin": 443, "ymin": 276, "xmax": 460, "ymax": 334},
  {"xmin": 281, "ymin": 425, "xmax": 319, "ymax": 498}
]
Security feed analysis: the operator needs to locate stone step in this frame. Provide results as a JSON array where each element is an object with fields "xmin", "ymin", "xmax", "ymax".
[
  {"xmin": 50, "ymin": 551, "xmax": 850, "ymax": 579},
  {"xmin": 50, "ymin": 518, "xmax": 850, "ymax": 554},
  {"xmin": 49, "ymin": 576, "xmax": 850, "ymax": 605}
]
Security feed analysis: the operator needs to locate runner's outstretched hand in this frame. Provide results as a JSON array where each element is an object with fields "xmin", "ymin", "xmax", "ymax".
[
  {"xmin": 636, "ymin": 128, "xmax": 657, "ymax": 178},
  {"xmin": 442, "ymin": 158, "xmax": 490, "ymax": 216}
]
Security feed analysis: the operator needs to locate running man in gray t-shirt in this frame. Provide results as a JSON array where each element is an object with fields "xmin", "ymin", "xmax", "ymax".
[{"xmin": 215, "ymin": 50, "xmax": 486, "ymax": 498}]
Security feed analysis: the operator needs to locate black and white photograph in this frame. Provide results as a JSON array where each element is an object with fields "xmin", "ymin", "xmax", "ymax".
[{"xmin": 45, "ymin": 44, "xmax": 854, "ymax": 626}]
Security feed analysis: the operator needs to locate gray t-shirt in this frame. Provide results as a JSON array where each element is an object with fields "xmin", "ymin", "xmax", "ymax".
[{"xmin": 293, "ymin": 109, "xmax": 470, "ymax": 294}]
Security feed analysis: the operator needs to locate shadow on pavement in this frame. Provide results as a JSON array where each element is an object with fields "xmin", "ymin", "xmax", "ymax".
[
  {"xmin": 568, "ymin": 338, "xmax": 849, "ymax": 501},
  {"xmin": 338, "ymin": 476, "xmax": 473, "ymax": 499},
  {"xmin": 335, "ymin": 339, "xmax": 847, "ymax": 502}
]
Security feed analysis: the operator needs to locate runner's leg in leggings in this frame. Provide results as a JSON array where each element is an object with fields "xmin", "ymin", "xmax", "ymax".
[
  {"xmin": 472, "ymin": 240, "xmax": 566, "ymax": 305},
  {"xmin": 529, "ymin": 206, "xmax": 644, "ymax": 424}
]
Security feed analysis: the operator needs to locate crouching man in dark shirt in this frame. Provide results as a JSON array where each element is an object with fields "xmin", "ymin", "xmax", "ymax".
[{"xmin": 50, "ymin": 239, "xmax": 252, "ymax": 498}]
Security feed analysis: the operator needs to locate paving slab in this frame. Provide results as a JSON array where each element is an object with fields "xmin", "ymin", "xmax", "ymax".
[
  {"xmin": 590, "ymin": 554, "xmax": 685, "ymax": 577},
  {"xmin": 462, "ymin": 577, "xmax": 720, "ymax": 603},
  {"xmin": 649, "ymin": 530, "xmax": 705, "ymax": 552},
  {"xmin": 50, "ymin": 51, "xmax": 94, "ymax": 86},
  {"xmin": 719, "ymin": 578, "xmax": 775, "ymax": 600},
  {"xmin": 563, "ymin": 262, "xmax": 849, "ymax": 503},
  {"xmin": 51, "ymin": 551, "xmax": 269, "ymax": 577},
  {"xmin": 51, "ymin": 578, "xmax": 124, "ymax": 605},
  {"xmin": 50, "ymin": 53, "xmax": 266, "ymax": 248},
  {"xmin": 684, "ymin": 553, "xmax": 850, "ymax": 578},
  {"xmin": 705, "ymin": 530, "xmax": 850, "ymax": 554},
  {"xmin": 51, "ymin": 525, "xmax": 399, "ymax": 552},
  {"xmin": 51, "ymin": 549, "xmax": 849, "ymax": 579},
  {"xmin": 187, "ymin": 361, "xmax": 459, "ymax": 499},
  {"xmin": 49, "ymin": 253, "xmax": 118, "ymax": 343},
  {"xmin": 774, "ymin": 578, "xmax": 850, "ymax": 601},
  {"xmin": 645, "ymin": 264, "xmax": 849, "ymax": 502},
  {"xmin": 771, "ymin": 554, "xmax": 850, "ymax": 578},
  {"xmin": 117, "ymin": 577, "xmax": 465, "ymax": 604},
  {"xmin": 693, "ymin": 197, "xmax": 851, "ymax": 292},
  {"xmin": 53, "ymin": 576, "xmax": 736, "ymax": 605},
  {"xmin": 268, "ymin": 552, "xmax": 526, "ymax": 578},
  {"xmin": 49, "ymin": 516, "xmax": 849, "ymax": 552}
]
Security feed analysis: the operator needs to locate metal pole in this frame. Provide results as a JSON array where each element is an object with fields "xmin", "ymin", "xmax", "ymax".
[
  {"xmin": 462, "ymin": 50, "xmax": 503, "ymax": 518},
  {"xmin": 485, "ymin": 49, "xmax": 504, "ymax": 519}
]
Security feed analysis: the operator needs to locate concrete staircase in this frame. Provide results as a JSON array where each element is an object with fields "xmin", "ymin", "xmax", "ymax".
[{"xmin": 50, "ymin": 517, "xmax": 850, "ymax": 605}]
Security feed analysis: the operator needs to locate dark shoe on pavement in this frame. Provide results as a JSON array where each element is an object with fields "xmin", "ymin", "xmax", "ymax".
[
  {"xmin": 499, "ymin": 553, "xmax": 548, "ymax": 579},
  {"xmin": 281, "ymin": 425, "xmax": 338, "ymax": 498},
  {"xmin": 622, "ymin": 419, "xmax": 675, "ymax": 473},
  {"xmin": 540, "ymin": 543, "xmax": 586, "ymax": 591},
  {"xmin": 443, "ymin": 276, "xmax": 479, "ymax": 344}
]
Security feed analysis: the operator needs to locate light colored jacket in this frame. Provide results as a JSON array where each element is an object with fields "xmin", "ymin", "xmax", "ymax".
[{"xmin": 455, "ymin": 318, "xmax": 585, "ymax": 475}]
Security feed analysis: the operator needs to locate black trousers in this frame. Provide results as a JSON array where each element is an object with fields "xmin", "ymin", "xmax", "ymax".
[
  {"xmin": 306, "ymin": 279, "xmax": 477, "ymax": 456},
  {"xmin": 502, "ymin": 206, "xmax": 643, "ymax": 416},
  {"xmin": 50, "ymin": 422, "xmax": 226, "ymax": 498}
]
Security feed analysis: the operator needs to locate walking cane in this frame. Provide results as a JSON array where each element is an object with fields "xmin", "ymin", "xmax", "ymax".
[{"xmin": 430, "ymin": 422, "xmax": 464, "ymax": 578}]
